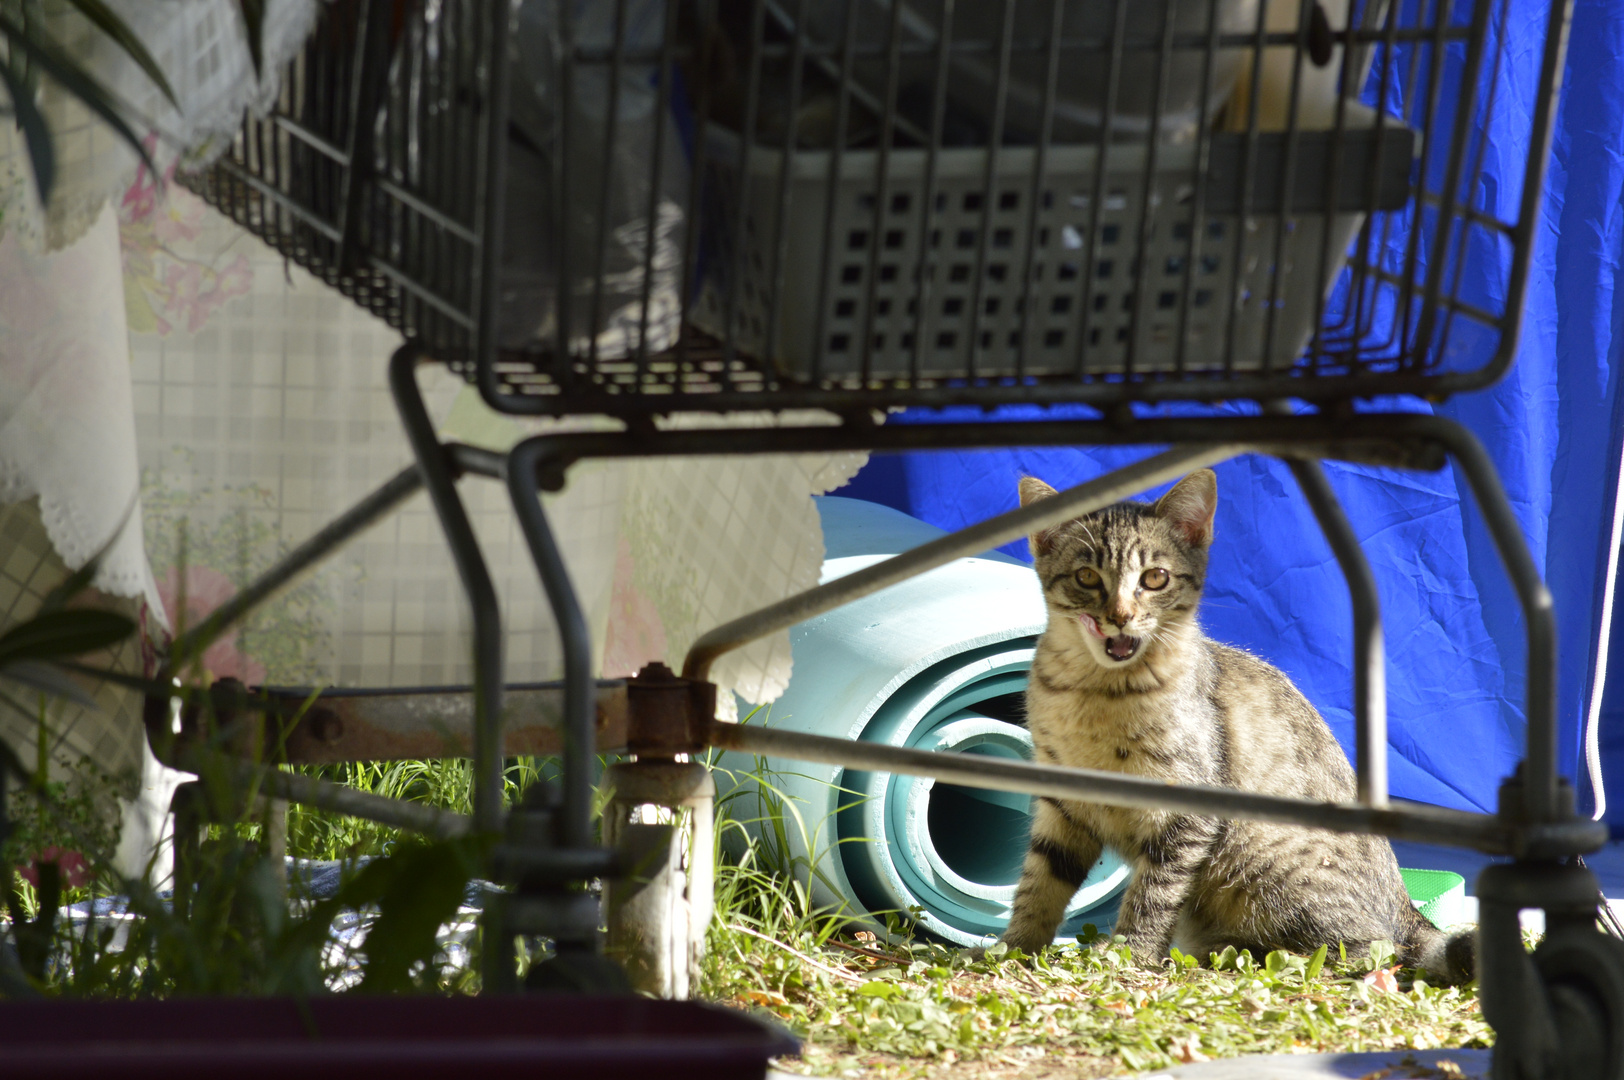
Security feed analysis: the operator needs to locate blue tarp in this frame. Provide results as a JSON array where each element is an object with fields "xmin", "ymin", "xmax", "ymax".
[{"xmin": 840, "ymin": 0, "xmax": 1624, "ymax": 824}]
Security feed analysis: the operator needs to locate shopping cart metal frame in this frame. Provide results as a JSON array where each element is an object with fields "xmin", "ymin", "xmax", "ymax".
[{"xmin": 156, "ymin": 0, "xmax": 1624, "ymax": 1073}]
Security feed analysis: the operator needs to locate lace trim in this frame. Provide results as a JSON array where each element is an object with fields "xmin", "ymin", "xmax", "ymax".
[
  {"xmin": 0, "ymin": 0, "xmax": 320, "ymax": 253},
  {"xmin": 164, "ymin": 0, "xmax": 323, "ymax": 171},
  {"xmin": 36, "ymin": 491, "xmax": 154, "ymax": 603}
]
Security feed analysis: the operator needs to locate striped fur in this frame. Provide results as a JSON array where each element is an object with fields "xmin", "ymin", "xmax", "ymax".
[{"xmin": 1004, "ymin": 471, "xmax": 1472, "ymax": 983}]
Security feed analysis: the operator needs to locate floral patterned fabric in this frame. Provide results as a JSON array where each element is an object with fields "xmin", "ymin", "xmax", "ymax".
[{"xmin": 119, "ymin": 155, "xmax": 253, "ymax": 338}]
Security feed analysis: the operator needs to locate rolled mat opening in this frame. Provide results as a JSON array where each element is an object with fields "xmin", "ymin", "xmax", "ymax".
[{"xmin": 837, "ymin": 645, "xmax": 1127, "ymax": 944}]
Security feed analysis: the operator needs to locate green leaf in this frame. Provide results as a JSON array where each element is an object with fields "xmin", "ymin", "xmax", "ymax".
[
  {"xmin": 9, "ymin": 860, "xmax": 60, "ymax": 983},
  {"xmin": 0, "ymin": 55, "xmax": 53, "ymax": 201},
  {"xmin": 857, "ymin": 980, "xmax": 904, "ymax": 1000},
  {"xmin": 1305, "ymin": 943, "xmax": 1329, "ymax": 982},
  {"xmin": 241, "ymin": 854, "xmax": 286, "ymax": 940},
  {"xmin": 34, "ymin": 562, "xmax": 97, "ymax": 619},
  {"xmin": 0, "ymin": 13, "xmax": 160, "ymax": 197},
  {"xmin": 47, "ymin": 660, "xmax": 173, "ymax": 698},
  {"xmin": 0, "ymin": 609, "xmax": 135, "ymax": 664},
  {"xmin": 64, "ymin": 0, "xmax": 177, "ymax": 106},
  {"xmin": 340, "ymin": 837, "xmax": 485, "ymax": 994}
]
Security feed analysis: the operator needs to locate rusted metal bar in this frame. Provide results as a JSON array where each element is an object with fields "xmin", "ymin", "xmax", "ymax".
[{"xmin": 264, "ymin": 682, "xmax": 629, "ymax": 764}]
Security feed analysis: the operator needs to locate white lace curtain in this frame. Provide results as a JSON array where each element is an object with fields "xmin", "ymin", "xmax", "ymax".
[{"xmin": 0, "ymin": 0, "xmax": 319, "ymax": 611}]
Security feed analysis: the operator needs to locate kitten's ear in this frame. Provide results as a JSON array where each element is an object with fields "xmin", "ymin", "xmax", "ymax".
[
  {"xmin": 1155, "ymin": 470, "xmax": 1218, "ymax": 547},
  {"xmin": 1018, "ymin": 476, "xmax": 1060, "ymax": 557}
]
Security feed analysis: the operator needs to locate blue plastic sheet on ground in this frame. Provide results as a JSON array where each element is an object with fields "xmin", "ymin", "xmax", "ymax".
[{"xmin": 841, "ymin": 0, "xmax": 1624, "ymax": 824}]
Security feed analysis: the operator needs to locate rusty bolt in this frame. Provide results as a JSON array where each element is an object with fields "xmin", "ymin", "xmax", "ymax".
[
  {"xmin": 625, "ymin": 662, "xmax": 713, "ymax": 759},
  {"xmin": 307, "ymin": 708, "xmax": 345, "ymax": 744},
  {"xmin": 633, "ymin": 661, "xmax": 681, "ymax": 686}
]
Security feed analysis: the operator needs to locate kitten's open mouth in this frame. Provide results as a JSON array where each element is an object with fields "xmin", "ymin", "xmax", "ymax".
[{"xmin": 1105, "ymin": 635, "xmax": 1140, "ymax": 662}]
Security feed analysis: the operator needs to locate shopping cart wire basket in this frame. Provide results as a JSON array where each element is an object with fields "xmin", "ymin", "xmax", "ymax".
[{"xmin": 189, "ymin": 0, "xmax": 1561, "ymax": 416}]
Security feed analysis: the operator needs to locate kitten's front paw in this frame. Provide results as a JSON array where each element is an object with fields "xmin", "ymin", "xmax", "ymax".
[
  {"xmin": 999, "ymin": 930, "xmax": 1054, "ymax": 956},
  {"xmin": 1100, "ymin": 934, "xmax": 1164, "ymax": 969}
]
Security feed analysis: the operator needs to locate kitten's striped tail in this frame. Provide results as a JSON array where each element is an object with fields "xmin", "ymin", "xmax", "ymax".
[{"xmin": 1403, "ymin": 908, "xmax": 1476, "ymax": 985}]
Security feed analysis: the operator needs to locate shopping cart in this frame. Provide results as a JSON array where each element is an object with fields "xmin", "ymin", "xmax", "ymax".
[{"xmin": 162, "ymin": 0, "xmax": 1615, "ymax": 1073}]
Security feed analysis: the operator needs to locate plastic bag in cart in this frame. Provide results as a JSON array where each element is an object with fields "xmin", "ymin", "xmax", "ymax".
[{"xmin": 502, "ymin": 0, "xmax": 690, "ymax": 358}]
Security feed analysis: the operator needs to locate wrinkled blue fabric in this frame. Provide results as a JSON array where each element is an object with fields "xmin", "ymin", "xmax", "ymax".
[{"xmin": 841, "ymin": 0, "xmax": 1624, "ymax": 821}]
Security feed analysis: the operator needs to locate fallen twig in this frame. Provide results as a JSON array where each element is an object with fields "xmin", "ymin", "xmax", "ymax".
[
  {"xmin": 826, "ymin": 938, "xmax": 909, "ymax": 964},
  {"xmin": 724, "ymin": 923, "xmax": 866, "ymax": 985}
]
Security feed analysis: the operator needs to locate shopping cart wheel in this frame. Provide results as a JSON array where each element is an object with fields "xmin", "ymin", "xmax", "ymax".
[
  {"xmin": 1530, "ymin": 925, "xmax": 1624, "ymax": 1079},
  {"xmin": 1480, "ymin": 858, "xmax": 1624, "ymax": 1079},
  {"xmin": 603, "ymin": 761, "xmax": 716, "ymax": 999}
]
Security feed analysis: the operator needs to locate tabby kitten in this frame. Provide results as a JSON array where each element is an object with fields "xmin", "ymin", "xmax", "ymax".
[{"xmin": 1005, "ymin": 470, "xmax": 1473, "ymax": 982}]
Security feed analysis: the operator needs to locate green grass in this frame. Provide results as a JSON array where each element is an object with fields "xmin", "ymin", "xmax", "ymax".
[
  {"xmin": 283, "ymin": 756, "xmax": 551, "ymax": 860},
  {"xmin": 696, "ymin": 757, "xmax": 1491, "ymax": 1077},
  {"xmin": 710, "ymin": 927, "xmax": 1490, "ymax": 1078},
  {"xmin": 3, "ymin": 751, "xmax": 1494, "ymax": 1076}
]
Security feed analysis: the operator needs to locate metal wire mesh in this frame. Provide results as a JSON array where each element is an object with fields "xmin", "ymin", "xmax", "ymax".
[{"xmin": 183, "ymin": 0, "xmax": 1566, "ymax": 418}]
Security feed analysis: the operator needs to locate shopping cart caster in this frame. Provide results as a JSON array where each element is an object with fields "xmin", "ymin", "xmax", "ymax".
[
  {"xmin": 484, "ymin": 780, "xmax": 628, "ymax": 995},
  {"xmin": 602, "ymin": 760, "xmax": 716, "ymax": 999},
  {"xmin": 1525, "ymin": 926, "xmax": 1624, "ymax": 1078},
  {"xmin": 1481, "ymin": 859, "xmax": 1624, "ymax": 1079}
]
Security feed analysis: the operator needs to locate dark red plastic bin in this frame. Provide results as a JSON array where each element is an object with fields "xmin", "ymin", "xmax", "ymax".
[{"xmin": 0, "ymin": 994, "xmax": 799, "ymax": 1078}]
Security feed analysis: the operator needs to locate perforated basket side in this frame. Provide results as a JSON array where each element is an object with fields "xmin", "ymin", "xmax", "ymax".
[{"xmin": 693, "ymin": 132, "xmax": 1381, "ymax": 385}]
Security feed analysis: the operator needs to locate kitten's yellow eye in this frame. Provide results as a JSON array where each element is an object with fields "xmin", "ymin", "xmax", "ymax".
[
  {"xmin": 1075, "ymin": 567, "xmax": 1102, "ymax": 588},
  {"xmin": 1141, "ymin": 568, "xmax": 1170, "ymax": 590}
]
